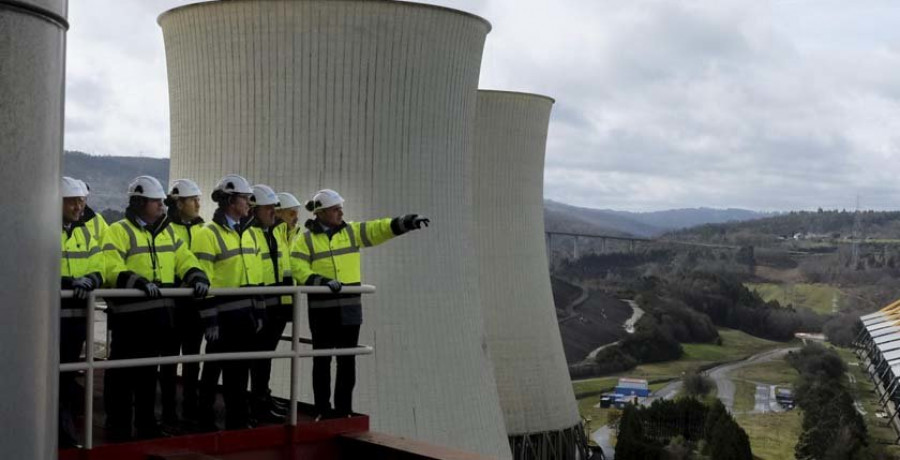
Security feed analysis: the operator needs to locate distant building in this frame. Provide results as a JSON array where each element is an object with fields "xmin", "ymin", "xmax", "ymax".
[{"xmin": 615, "ymin": 378, "xmax": 650, "ymax": 398}]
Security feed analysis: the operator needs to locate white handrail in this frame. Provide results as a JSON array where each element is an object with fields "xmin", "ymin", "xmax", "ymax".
[{"xmin": 58, "ymin": 285, "xmax": 376, "ymax": 449}]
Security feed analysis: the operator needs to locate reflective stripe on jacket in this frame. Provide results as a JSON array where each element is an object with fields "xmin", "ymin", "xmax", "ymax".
[
  {"xmin": 251, "ymin": 221, "xmax": 294, "ymax": 306},
  {"xmin": 290, "ymin": 218, "xmax": 400, "ymax": 325},
  {"xmin": 101, "ymin": 212, "xmax": 203, "ymax": 314},
  {"xmin": 82, "ymin": 207, "xmax": 108, "ymax": 242},
  {"xmin": 191, "ymin": 209, "xmax": 264, "ymax": 322},
  {"xmin": 61, "ymin": 223, "xmax": 104, "ymax": 314}
]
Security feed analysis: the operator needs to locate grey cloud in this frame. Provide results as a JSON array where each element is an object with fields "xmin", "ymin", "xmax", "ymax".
[{"xmin": 64, "ymin": 0, "xmax": 900, "ymax": 211}]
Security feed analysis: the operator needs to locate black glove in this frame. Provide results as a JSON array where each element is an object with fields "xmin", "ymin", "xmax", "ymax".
[
  {"xmin": 133, "ymin": 277, "xmax": 161, "ymax": 298},
  {"xmin": 205, "ymin": 325, "xmax": 220, "ymax": 342},
  {"xmin": 71, "ymin": 277, "xmax": 96, "ymax": 300},
  {"xmin": 191, "ymin": 280, "xmax": 210, "ymax": 299},
  {"xmin": 402, "ymin": 214, "xmax": 430, "ymax": 230},
  {"xmin": 326, "ymin": 279, "xmax": 342, "ymax": 293}
]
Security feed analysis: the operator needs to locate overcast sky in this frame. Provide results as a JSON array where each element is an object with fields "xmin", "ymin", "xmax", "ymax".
[{"xmin": 65, "ymin": 0, "xmax": 900, "ymax": 212}]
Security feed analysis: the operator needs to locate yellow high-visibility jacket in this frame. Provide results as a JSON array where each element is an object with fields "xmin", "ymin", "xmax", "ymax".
[
  {"xmin": 191, "ymin": 209, "xmax": 265, "ymax": 323},
  {"xmin": 291, "ymin": 217, "xmax": 404, "ymax": 325},
  {"xmin": 81, "ymin": 206, "xmax": 108, "ymax": 242},
  {"xmin": 168, "ymin": 212, "xmax": 205, "ymax": 284},
  {"xmin": 101, "ymin": 211, "xmax": 205, "ymax": 314},
  {"xmin": 170, "ymin": 218, "xmax": 205, "ymax": 250},
  {"xmin": 61, "ymin": 222, "xmax": 104, "ymax": 317},
  {"xmin": 250, "ymin": 220, "xmax": 294, "ymax": 307}
]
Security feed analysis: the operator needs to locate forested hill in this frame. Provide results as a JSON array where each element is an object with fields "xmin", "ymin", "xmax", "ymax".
[
  {"xmin": 63, "ymin": 151, "xmax": 168, "ymax": 211},
  {"xmin": 671, "ymin": 209, "xmax": 900, "ymax": 244}
]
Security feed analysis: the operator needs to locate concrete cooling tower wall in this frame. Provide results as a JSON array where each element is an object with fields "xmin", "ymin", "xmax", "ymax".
[
  {"xmin": 0, "ymin": 1, "xmax": 67, "ymax": 458},
  {"xmin": 473, "ymin": 91, "xmax": 586, "ymax": 459},
  {"xmin": 159, "ymin": 1, "xmax": 510, "ymax": 457}
]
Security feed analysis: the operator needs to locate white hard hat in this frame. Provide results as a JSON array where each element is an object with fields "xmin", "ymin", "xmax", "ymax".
[
  {"xmin": 62, "ymin": 177, "xmax": 88, "ymax": 198},
  {"xmin": 213, "ymin": 174, "xmax": 253, "ymax": 195},
  {"xmin": 127, "ymin": 175, "xmax": 167, "ymax": 199},
  {"xmin": 250, "ymin": 184, "xmax": 280, "ymax": 206},
  {"xmin": 78, "ymin": 180, "xmax": 91, "ymax": 196},
  {"xmin": 169, "ymin": 178, "xmax": 202, "ymax": 198},
  {"xmin": 276, "ymin": 192, "xmax": 302, "ymax": 209},
  {"xmin": 306, "ymin": 189, "xmax": 345, "ymax": 213}
]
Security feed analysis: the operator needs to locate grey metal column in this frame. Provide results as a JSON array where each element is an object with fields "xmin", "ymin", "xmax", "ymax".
[{"xmin": 0, "ymin": 0, "xmax": 68, "ymax": 458}]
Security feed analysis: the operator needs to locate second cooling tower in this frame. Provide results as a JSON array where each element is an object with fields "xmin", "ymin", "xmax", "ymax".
[
  {"xmin": 473, "ymin": 91, "xmax": 585, "ymax": 459},
  {"xmin": 159, "ymin": 1, "xmax": 511, "ymax": 458}
]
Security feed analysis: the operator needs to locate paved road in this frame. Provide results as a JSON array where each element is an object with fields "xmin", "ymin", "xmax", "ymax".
[
  {"xmin": 622, "ymin": 300, "xmax": 644, "ymax": 334},
  {"xmin": 753, "ymin": 385, "xmax": 770, "ymax": 413},
  {"xmin": 586, "ymin": 299, "xmax": 644, "ymax": 360},
  {"xmin": 641, "ymin": 380, "xmax": 682, "ymax": 407},
  {"xmin": 750, "ymin": 384, "xmax": 785, "ymax": 414},
  {"xmin": 591, "ymin": 426, "xmax": 614, "ymax": 460},
  {"xmin": 707, "ymin": 347, "xmax": 798, "ymax": 413}
]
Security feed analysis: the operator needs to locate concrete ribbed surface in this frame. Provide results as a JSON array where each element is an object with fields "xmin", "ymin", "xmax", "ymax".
[
  {"xmin": 473, "ymin": 91, "xmax": 581, "ymax": 436},
  {"xmin": 159, "ymin": 2, "xmax": 509, "ymax": 457}
]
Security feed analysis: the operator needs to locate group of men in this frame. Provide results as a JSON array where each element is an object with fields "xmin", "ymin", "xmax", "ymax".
[{"xmin": 59, "ymin": 173, "xmax": 429, "ymax": 447}]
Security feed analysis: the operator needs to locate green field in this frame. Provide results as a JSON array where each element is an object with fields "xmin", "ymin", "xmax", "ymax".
[
  {"xmin": 574, "ymin": 328, "xmax": 786, "ymax": 395},
  {"xmin": 573, "ymin": 328, "xmax": 790, "ymax": 437},
  {"xmin": 576, "ymin": 393, "xmax": 620, "ymax": 442},
  {"xmin": 735, "ymin": 412, "xmax": 803, "ymax": 460},
  {"xmin": 745, "ymin": 282, "xmax": 842, "ymax": 314},
  {"xmin": 732, "ymin": 360, "xmax": 799, "ymax": 387}
]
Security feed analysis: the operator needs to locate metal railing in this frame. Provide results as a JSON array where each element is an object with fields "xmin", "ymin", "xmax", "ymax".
[{"xmin": 59, "ymin": 285, "xmax": 376, "ymax": 450}]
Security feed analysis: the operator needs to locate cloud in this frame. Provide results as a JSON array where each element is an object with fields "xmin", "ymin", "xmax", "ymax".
[{"xmin": 64, "ymin": 0, "xmax": 900, "ymax": 211}]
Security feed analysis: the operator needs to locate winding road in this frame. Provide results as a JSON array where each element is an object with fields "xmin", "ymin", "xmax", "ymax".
[
  {"xmin": 707, "ymin": 347, "xmax": 798, "ymax": 413},
  {"xmin": 585, "ymin": 299, "xmax": 644, "ymax": 360}
]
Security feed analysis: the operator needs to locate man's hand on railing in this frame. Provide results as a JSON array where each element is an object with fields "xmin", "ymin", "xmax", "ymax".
[
  {"xmin": 326, "ymin": 279, "xmax": 342, "ymax": 293},
  {"xmin": 71, "ymin": 276, "xmax": 96, "ymax": 300},
  {"xmin": 205, "ymin": 325, "xmax": 220, "ymax": 342},
  {"xmin": 191, "ymin": 280, "xmax": 210, "ymax": 299},
  {"xmin": 133, "ymin": 277, "xmax": 161, "ymax": 298}
]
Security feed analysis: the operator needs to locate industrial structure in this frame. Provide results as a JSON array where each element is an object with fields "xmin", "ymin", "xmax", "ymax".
[
  {"xmin": 473, "ymin": 91, "xmax": 586, "ymax": 459},
  {"xmin": 159, "ymin": 1, "xmax": 512, "ymax": 457},
  {"xmin": 0, "ymin": 1, "xmax": 68, "ymax": 459},
  {"xmin": 0, "ymin": 0, "xmax": 598, "ymax": 458},
  {"xmin": 856, "ymin": 300, "xmax": 900, "ymax": 439}
]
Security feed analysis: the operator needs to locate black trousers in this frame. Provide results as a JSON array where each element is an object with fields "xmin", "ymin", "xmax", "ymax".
[
  {"xmin": 309, "ymin": 308, "xmax": 360, "ymax": 416},
  {"xmin": 199, "ymin": 306, "xmax": 256, "ymax": 429},
  {"xmin": 104, "ymin": 307, "xmax": 171, "ymax": 437},
  {"xmin": 250, "ymin": 304, "xmax": 290, "ymax": 398},
  {"xmin": 159, "ymin": 300, "xmax": 203, "ymax": 418},
  {"xmin": 59, "ymin": 316, "xmax": 86, "ymax": 445}
]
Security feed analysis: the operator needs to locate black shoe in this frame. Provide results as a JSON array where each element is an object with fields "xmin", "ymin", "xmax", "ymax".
[
  {"xmin": 270, "ymin": 397, "xmax": 289, "ymax": 412},
  {"xmin": 267, "ymin": 399, "xmax": 288, "ymax": 417},
  {"xmin": 58, "ymin": 434, "xmax": 82, "ymax": 449},
  {"xmin": 195, "ymin": 420, "xmax": 221, "ymax": 433},
  {"xmin": 253, "ymin": 406, "xmax": 286, "ymax": 424},
  {"xmin": 134, "ymin": 424, "xmax": 171, "ymax": 440}
]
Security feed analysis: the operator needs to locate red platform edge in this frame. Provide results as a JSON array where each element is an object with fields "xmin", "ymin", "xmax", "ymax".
[{"xmin": 58, "ymin": 415, "xmax": 369, "ymax": 460}]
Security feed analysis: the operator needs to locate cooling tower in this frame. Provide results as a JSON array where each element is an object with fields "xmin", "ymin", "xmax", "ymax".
[
  {"xmin": 0, "ymin": 1, "xmax": 67, "ymax": 458},
  {"xmin": 159, "ymin": 1, "xmax": 511, "ymax": 457},
  {"xmin": 473, "ymin": 91, "xmax": 585, "ymax": 458}
]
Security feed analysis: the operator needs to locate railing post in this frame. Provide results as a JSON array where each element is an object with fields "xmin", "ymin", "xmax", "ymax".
[
  {"xmin": 84, "ymin": 293, "xmax": 96, "ymax": 449},
  {"xmin": 290, "ymin": 288, "xmax": 301, "ymax": 426}
]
